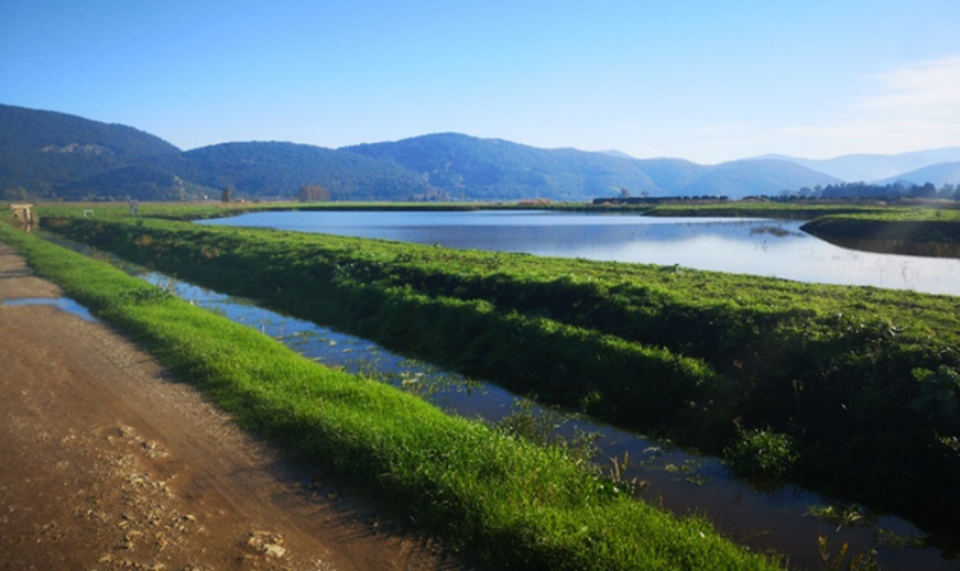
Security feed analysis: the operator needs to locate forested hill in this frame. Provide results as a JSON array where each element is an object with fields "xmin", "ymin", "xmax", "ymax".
[
  {"xmin": 155, "ymin": 142, "xmax": 431, "ymax": 201},
  {"xmin": 0, "ymin": 104, "xmax": 183, "ymax": 199},
  {"xmin": 343, "ymin": 133, "xmax": 840, "ymax": 199},
  {"xmin": 341, "ymin": 133, "xmax": 659, "ymax": 200},
  {"xmin": 0, "ymin": 105, "xmax": 430, "ymax": 201},
  {"xmin": 2, "ymin": 104, "xmax": 840, "ymax": 201},
  {"xmin": 0, "ymin": 104, "xmax": 180, "ymax": 157}
]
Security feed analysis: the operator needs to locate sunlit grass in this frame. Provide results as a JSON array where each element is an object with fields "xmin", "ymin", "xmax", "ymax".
[
  {"xmin": 1, "ymin": 221, "xmax": 783, "ymax": 570},
  {"xmin": 36, "ymin": 212, "xmax": 960, "ymax": 529}
]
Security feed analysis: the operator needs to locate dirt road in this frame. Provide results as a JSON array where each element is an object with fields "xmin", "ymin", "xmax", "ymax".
[{"xmin": 0, "ymin": 243, "xmax": 466, "ymax": 571}]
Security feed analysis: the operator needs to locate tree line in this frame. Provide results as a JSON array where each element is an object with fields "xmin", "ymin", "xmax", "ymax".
[{"xmin": 788, "ymin": 181, "xmax": 960, "ymax": 200}]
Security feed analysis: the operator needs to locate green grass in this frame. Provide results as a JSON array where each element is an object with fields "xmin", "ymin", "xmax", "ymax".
[
  {"xmin": 29, "ymin": 200, "xmax": 528, "ymax": 222},
  {"xmin": 799, "ymin": 208, "xmax": 960, "ymax": 257},
  {"xmin": 643, "ymin": 202, "xmax": 894, "ymax": 219},
  {"xmin": 802, "ymin": 209, "xmax": 960, "ymax": 241},
  {"xmin": 0, "ymin": 221, "xmax": 780, "ymax": 570},
  {"xmin": 39, "ymin": 213, "xmax": 960, "ymax": 530}
]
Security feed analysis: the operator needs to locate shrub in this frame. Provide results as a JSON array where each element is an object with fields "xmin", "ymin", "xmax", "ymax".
[{"xmin": 724, "ymin": 428, "xmax": 799, "ymax": 479}]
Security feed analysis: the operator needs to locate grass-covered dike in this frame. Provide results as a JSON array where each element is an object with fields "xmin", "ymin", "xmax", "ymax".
[
  {"xmin": 0, "ymin": 221, "xmax": 780, "ymax": 569},
  {"xmin": 38, "ymin": 210, "xmax": 960, "ymax": 534},
  {"xmin": 802, "ymin": 209, "xmax": 960, "ymax": 257}
]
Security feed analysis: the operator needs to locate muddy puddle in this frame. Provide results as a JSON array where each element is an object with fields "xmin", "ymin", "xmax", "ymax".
[{"xmin": 3, "ymin": 296, "xmax": 97, "ymax": 321}]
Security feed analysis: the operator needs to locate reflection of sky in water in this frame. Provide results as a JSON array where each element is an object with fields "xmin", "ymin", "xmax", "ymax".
[
  {"xmin": 200, "ymin": 211, "xmax": 960, "ymax": 296},
  {"xmin": 2, "ymin": 297, "xmax": 98, "ymax": 321},
  {"xmin": 141, "ymin": 271, "xmax": 946, "ymax": 571},
  {"xmin": 36, "ymin": 233, "xmax": 956, "ymax": 568}
]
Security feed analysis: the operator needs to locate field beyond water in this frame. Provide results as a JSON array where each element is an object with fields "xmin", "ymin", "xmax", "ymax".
[
  {"xmin": 0, "ymin": 217, "xmax": 780, "ymax": 570},
  {"xmin": 34, "ymin": 205, "xmax": 960, "ymax": 540}
]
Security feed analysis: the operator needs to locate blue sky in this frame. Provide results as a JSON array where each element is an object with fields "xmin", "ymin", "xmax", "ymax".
[{"xmin": 2, "ymin": 0, "xmax": 958, "ymax": 164}]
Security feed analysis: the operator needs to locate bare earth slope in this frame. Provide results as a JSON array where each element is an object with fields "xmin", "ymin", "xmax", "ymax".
[{"xmin": 0, "ymin": 243, "xmax": 464, "ymax": 571}]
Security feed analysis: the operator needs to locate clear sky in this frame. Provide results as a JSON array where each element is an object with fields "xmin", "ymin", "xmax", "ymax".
[{"xmin": 2, "ymin": 0, "xmax": 958, "ymax": 164}]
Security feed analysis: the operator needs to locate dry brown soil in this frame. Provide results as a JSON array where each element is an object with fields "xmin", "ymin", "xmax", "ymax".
[{"xmin": 0, "ymin": 243, "xmax": 469, "ymax": 571}]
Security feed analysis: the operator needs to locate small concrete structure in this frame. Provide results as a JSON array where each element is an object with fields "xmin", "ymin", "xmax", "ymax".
[{"xmin": 9, "ymin": 203, "xmax": 33, "ymax": 224}]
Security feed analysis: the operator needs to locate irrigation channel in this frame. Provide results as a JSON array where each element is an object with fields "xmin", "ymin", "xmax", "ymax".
[{"xmin": 8, "ymin": 233, "xmax": 956, "ymax": 571}]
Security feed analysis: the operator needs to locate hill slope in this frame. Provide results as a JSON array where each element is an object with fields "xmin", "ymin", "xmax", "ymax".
[
  {"xmin": 160, "ymin": 142, "xmax": 432, "ymax": 201},
  {"xmin": 344, "ymin": 134, "xmax": 839, "ymax": 199},
  {"xmin": 761, "ymin": 148, "xmax": 960, "ymax": 182},
  {"xmin": 701, "ymin": 159, "xmax": 841, "ymax": 197},
  {"xmin": 342, "ymin": 133, "xmax": 659, "ymax": 200},
  {"xmin": 0, "ymin": 104, "xmax": 183, "ymax": 198},
  {"xmin": 0, "ymin": 104, "xmax": 873, "ymax": 201},
  {"xmin": 877, "ymin": 161, "xmax": 960, "ymax": 187}
]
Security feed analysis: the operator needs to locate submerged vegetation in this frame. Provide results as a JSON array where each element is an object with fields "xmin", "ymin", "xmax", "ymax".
[
  {"xmin": 33, "ymin": 206, "xmax": 960, "ymax": 532},
  {"xmin": 0, "ymin": 220, "xmax": 779, "ymax": 570}
]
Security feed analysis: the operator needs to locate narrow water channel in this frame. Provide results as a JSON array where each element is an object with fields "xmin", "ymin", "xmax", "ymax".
[{"xmin": 21, "ymin": 233, "xmax": 957, "ymax": 570}]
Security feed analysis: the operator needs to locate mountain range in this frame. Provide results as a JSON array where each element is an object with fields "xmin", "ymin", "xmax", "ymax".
[
  {"xmin": 0, "ymin": 103, "xmax": 954, "ymax": 202},
  {"xmin": 755, "ymin": 149, "xmax": 960, "ymax": 185}
]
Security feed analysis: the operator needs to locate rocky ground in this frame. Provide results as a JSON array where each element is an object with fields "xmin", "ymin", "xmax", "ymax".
[{"xmin": 0, "ymin": 243, "xmax": 468, "ymax": 571}]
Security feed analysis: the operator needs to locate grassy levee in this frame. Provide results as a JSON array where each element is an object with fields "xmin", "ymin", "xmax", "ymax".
[
  {"xmin": 802, "ymin": 210, "xmax": 960, "ymax": 257},
  {"xmin": 644, "ymin": 202, "xmax": 892, "ymax": 219},
  {"xmin": 0, "ymin": 223, "xmax": 780, "ymax": 571},
  {"xmin": 42, "ymin": 214, "xmax": 960, "ymax": 530},
  {"xmin": 802, "ymin": 209, "xmax": 960, "ymax": 238},
  {"xmin": 34, "ymin": 201, "xmax": 515, "ymax": 222},
  {"xmin": 41, "ymin": 217, "xmax": 726, "ymax": 440}
]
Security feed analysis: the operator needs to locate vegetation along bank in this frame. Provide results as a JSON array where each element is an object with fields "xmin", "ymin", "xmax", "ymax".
[
  {"xmin": 801, "ymin": 209, "xmax": 960, "ymax": 257},
  {"xmin": 0, "ymin": 219, "xmax": 779, "ymax": 571},
  {"xmin": 41, "ymin": 211, "xmax": 960, "ymax": 533}
]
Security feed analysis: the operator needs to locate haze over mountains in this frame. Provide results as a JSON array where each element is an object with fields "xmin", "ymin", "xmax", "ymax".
[
  {"xmin": 757, "ymin": 149, "xmax": 960, "ymax": 185},
  {"xmin": 1, "ymin": 104, "xmax": 955, "ymax": 202}
]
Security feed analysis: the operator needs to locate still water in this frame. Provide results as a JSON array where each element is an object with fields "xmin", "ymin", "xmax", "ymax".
[
  {"xmin": 137, "ymin": 272, "xmax": 950, "ymax": 571},
  {"xmin": 198, "ymin": 210, "xmax": 960, "ymax": 296},
  {"xmin": 29, "ymin": 233, "xmax": 956, "ymax": 570}
]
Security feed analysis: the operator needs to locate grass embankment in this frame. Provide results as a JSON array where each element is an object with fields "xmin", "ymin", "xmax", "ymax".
[
  {"xmin": 643, "ymin": 202, "xmax": 893, "ymax": 219},
  {"xmin": 43, "ymin": 214, "xmax": 960, "ymax": 530},
  {"xmin": 0, "ymin": 222, "xmax": 779, "ymax": 570},
  {"xmin": 34, "ymin": 201, "xmax": 282, "ymax": 220},
  {"xmin": 34, "ymin": 200, "xmax": 519, "ymax": 222},
  {"xmin": 802, "ymin": 209, "xmax": 960, "ymax": 256}
]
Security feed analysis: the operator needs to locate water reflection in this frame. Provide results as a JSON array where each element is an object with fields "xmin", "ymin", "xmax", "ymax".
[
  {"xmin": 812, "ymin": 235, "xmax": 960, "ymax": 259},
  {"xmin": 38, "ymin": 231, "xmax": 957, "ymax": 570},
  {"xmin": 142, "ymin": 270, "xmax": 952, "ymax": 571},
  {"xmin": 2, "ymin": 296, "xmax": 98, "ymax": 321},
  {"xmin": 198, "ymin": 211, "xmax": 960, "ymax": 296}
]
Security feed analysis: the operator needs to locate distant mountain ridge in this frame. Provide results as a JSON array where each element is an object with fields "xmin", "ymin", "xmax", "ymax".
[
  {"xmin": 757, "ymin": 148, "xmax": 960, "ymax": 182},
  {"xmin": 156, "ymin": 141, "xmax": 431, "ymax": 201},
  {"xmin": 342, "ymin": 133, "xmax": 661, "ymax": 200},
  {"xmin": 877, "ymin": 161, "xmax": 960, "ymax": 187},
  {"xmin": 4, "ymin": 103, "xmax": 943, "ymax": 203},
  {"xmin": 342, "ymin": 133, "xmax": 840, "ymax": 200}
]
